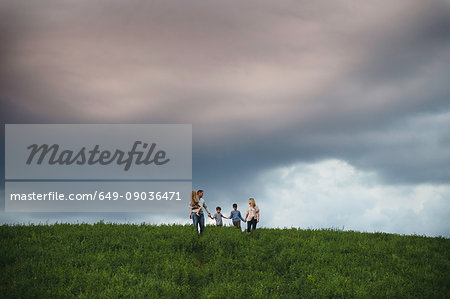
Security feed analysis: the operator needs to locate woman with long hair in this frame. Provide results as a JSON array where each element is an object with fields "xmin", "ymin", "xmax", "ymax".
[
  {"xmin": 189, "ymin": 190, "xmax": 201, "ymax": 219},
  {"xmin": 244, "ymin": 197, "xmax": 260, "ymax": 234}
]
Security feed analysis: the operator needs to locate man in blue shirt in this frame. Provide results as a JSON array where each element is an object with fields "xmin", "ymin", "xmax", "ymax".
[{"xmin": 229, "ymin": 203, "xmax": 245, "ymax": 229}]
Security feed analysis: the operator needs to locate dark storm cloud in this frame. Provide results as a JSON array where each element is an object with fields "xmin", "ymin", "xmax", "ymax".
[
  {"xmin": 192, "ymin": 0, "xmax": 450, "ymax": 187},
  {"xmin": 1, "ymin": 0, "xmax": 449, "ymax": 218}
]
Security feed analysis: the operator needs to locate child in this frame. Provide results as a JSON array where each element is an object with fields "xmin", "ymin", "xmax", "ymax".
[
  {"xmin": 210, "ymin": 206, "xmax": 229, "ymax": 226},
  {"xmin": 189, "ymin": 190, "xmax": 201, "ymax": 219},
  {"xmin": 229, "ymin": 203, "xmax": 245, "ymax": 229}
]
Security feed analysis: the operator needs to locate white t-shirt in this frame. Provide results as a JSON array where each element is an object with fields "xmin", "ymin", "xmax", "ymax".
[{"xmin": 247, "ymin": 205, "xmax": 259, "ymax": 221}]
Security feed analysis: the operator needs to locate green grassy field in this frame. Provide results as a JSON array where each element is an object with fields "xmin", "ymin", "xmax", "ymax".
[{"xmin": 1, "ymin": 223, "xmax": 449, "ymax": 298}]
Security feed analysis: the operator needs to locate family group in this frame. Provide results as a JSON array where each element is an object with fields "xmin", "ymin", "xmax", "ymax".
[{"xmin": 189, "ymin": 190, "xmax": 260, "ymax": 235}]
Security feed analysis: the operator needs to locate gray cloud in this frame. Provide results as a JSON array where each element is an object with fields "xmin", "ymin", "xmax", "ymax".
[{"xmin": 251, "ymin": 159, "xmax": 450, "ymax": 236}]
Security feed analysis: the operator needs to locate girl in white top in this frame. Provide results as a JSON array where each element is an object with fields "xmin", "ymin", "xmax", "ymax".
[{"xmin": 244, "ymin": 198, "xmax": 260, "ymax": 234}]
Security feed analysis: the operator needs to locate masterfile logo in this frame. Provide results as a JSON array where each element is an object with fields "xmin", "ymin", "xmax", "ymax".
[
  {"xmin": 26, "ymin": 141, "xmax": 170, "ymax": 171},
  {"xmin": 6, "ymin": 124, "xmax": 191, "ymax": 180}
]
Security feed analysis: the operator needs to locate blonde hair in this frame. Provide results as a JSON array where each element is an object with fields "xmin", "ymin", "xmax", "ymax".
[
  {"xmin": 191, "ymin": 191, "xmax": 199, "ymax": 205},
  {"xmin": 249, "ymin": 198, "xmax": 256, "ymax": 207}
]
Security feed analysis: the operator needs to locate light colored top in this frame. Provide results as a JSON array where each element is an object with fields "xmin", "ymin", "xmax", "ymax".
[
  {"xmin": 188, "ymin": 197, "xmax": 210, "ymax": 215},
  {"xmin": 246, "ymin": 205, "xmax": 259, "ymax": 221},
  {"xmin": 213, "ymin": 212, "xmax": 224, "ymax": 226},
  {"xmin": 190, "ymin": 201, "xmax": 201, "ymax": 213}
]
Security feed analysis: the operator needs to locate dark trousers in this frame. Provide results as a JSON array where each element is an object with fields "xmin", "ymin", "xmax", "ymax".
[
  {"xmin": 247, "ymin": 218, "xmax": 257, "ymax": 232},
  {"xmin": 192, "ymin": 213, "xmax": 205, "ymax": 233},
  {"xmin": 233, "ymin": 221, "xmax": 241, "ymax": 229}
]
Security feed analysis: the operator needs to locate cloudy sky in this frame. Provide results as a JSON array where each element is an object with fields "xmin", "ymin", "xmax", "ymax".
[{"xmin": 1, "ymin": 0, "xmax": 449, "ymax": 236}]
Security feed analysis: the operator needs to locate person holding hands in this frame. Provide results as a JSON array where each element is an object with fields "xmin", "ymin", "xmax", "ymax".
[
  {"xmin": 189, "ymin": 189, "xmax": 211, "ymax": 233},
  {"xmin": 229, "ymin": 203, "xmax": 245, "ymax": 229},
  {"xmin": 211, "ymin": 206, "xmax": 228, "ymax": 226},
  {"xmin": 244, "ymin": 198, "xmax": 260, "ymax": 234}
]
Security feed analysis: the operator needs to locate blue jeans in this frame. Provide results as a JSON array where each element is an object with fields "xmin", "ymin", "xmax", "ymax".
[
  {"xmin": 192, "ymin": 213, "xmax": 205, "ymax": 233},
  {"xmin": 247, "ymin": 218, "xmax": 257, "ymax": 232}
]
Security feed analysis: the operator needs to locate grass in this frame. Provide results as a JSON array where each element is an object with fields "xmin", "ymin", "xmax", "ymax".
[{"xmin": 1, "ymin": 223, "xmax": 449, "ymax": 298}]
